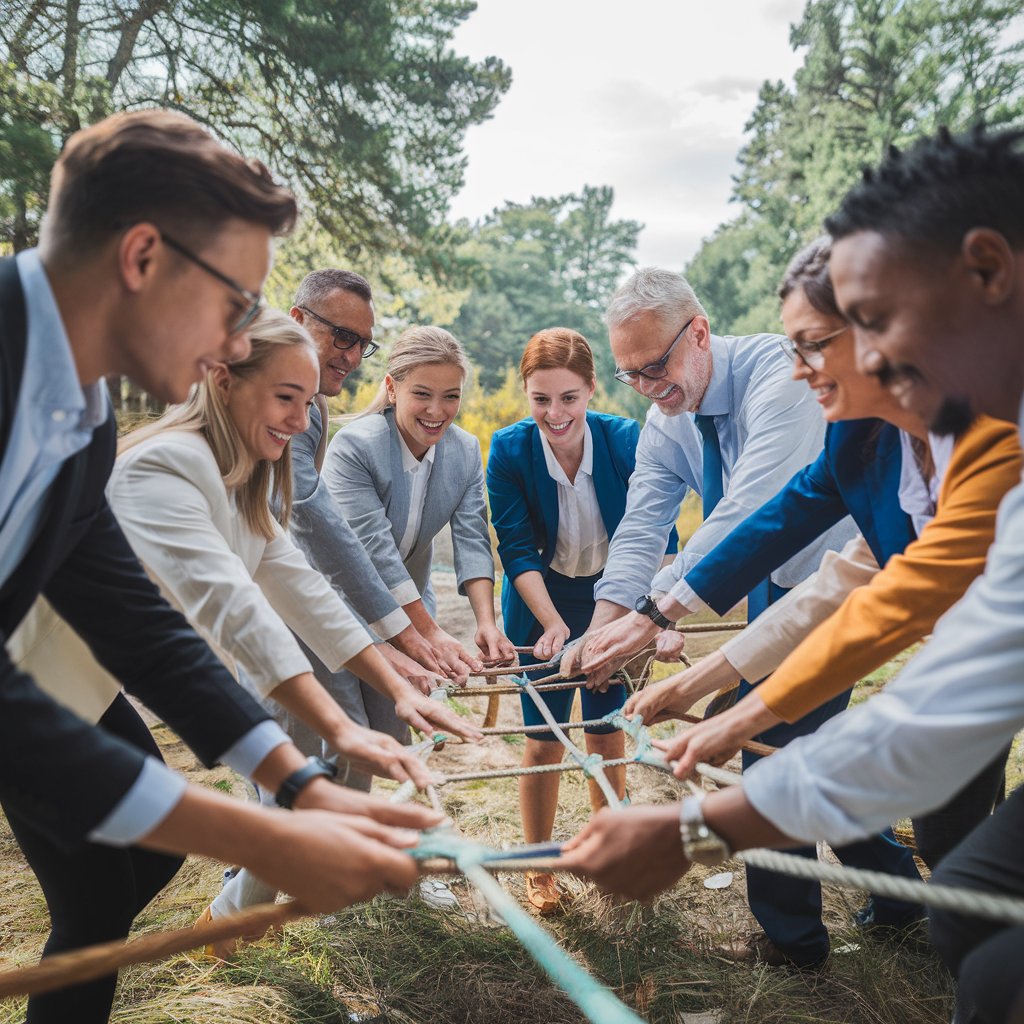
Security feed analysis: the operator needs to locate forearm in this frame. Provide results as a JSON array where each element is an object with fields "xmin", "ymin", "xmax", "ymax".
[
  {"xmin": 343, "ymin": 644, "xmax": 409, "ymax": 702},
  {"xmin": 589, "ymin": 599, "xmax": 631, "ymax": 632},
  {"xmin": 674, "ymin": 650, "xmax": 741, "ymax": 706},
  {"xmin": 464, "ymin": 577, "xmax": 499, "ymax": 630},
  {"xmin": 267, "ymin": 672, "xmax": 355, "ymax": 748},
  {"xmin": 702, "ymin": 785, "xmax": 802, "ymax": 852},
  {"xmin": 402, "ymin": 598, "xmax": 440, "ymax": 637},
  {"xmin": 512, "ymin": 571, "xmax": 565, "ymax": 630}
]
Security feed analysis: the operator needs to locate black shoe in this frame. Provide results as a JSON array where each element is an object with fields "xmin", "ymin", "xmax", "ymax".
[
  {"xmin": 728, "ymin": 932, "xmax": 829, "ymax": 972},
  {"xmin": 853, "ymin": 898, "xmax": 931, "ymax": 952}
]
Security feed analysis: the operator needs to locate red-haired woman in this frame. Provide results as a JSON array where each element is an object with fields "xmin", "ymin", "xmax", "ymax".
[{"xmin": 487, "ymin": 328, "xmax": 678, "ymax": 913}]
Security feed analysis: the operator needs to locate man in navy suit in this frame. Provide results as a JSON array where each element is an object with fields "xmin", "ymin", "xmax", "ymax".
[{"xmin": 1, "ymin": 110, "xmax": 435, "ymax": 1023}]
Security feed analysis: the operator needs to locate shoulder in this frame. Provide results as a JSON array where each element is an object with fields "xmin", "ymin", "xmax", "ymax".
[
  {"xmin": 330, "ymin": 413, "xmax": 390, "ymax": 455},
  {"xmin": 490, "ymin": 417, "xmax": 535, "ymax": 456},
  {"xmin": 947, "ymin": 415, "xmax": 1023, "ymax": 483},
  {"xmin": 116, "ymin": 429, "xmax": 220, "ymax": 484},
  {"xmin": 588, "ymin": 410, "xmax": 640, "ymax": 443},
  {"xmin": 445, "ymin": 422, "xmax": 484, "ymax": 461}
]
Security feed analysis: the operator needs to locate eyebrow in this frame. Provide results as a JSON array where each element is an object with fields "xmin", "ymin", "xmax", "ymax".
[{"xmin": 274, "ymin": 382, "xmax": 308, "ymax": 392}]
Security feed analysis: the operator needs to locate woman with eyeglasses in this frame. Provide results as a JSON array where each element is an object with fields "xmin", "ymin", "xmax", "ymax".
[
  {"xmin": 628, "ymin": 236, "xmax": 1019, "ymax": 907},
  {"xmin": 486, "ymin": 328, "xmax": 678, "ymax": 914}
]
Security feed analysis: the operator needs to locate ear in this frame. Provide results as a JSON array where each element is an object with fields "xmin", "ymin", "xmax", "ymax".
[
  {"xmin": 962, "ymin": 228, "xmax": 1016, "ymax": 304},
  {"xmin": 117, "ymin": 223, "xmax": 162, "ymax": 294},
  {"xmin": 384, "ymin": 372, "xmax": 397, "ymax": 404},
  {"xmin": 289, "ymin": 305, "xmax": 304, "ymax": 325},
  {"xmin": 210, "ymin": 362, "xmax": 232, "ymax": 400},
  {"xmin": 587, "ymin": 376, "xmax": 597, "ymax": 399},
  {"xmin": 690, "ymin": 315, "xmax": 712, "ymax": 349}
]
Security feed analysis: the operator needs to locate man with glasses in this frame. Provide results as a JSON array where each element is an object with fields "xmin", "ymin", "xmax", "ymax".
[{"xmin": 565, "ymin": 267, "xmax": 854, "ymax": 683}]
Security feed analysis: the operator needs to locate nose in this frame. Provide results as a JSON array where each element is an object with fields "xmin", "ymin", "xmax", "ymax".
[
  {"xmin": 790, "ymin": 354, "xmax": 813, "ymax": 383},
  {"xmin": 858, "ymin": 346, "xmax": 888, "ymax": 378},
  {"xmin": 636, "ymin": 374, "xmax": 660, "ymax": 397},
  {"xmin": 294, "ymin": 404, "xmax": 310, "ymax": 433},
  {"xmin": 224, "ymin": 330, "xmax": 252, "ymax": 364}
]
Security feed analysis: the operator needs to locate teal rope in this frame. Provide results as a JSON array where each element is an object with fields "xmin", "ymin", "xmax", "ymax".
[{"xmin": 412, "ymin": 832, "xmax": 644, "ymax": 1024}]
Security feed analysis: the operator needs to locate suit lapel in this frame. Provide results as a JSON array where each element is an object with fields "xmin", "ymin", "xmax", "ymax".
[
  {"xmin": 418, "ymin": 435, "xmax": 449, "ymax": 551},
  {"xmin": 588, "ymin": 416, "xmax": 623, "ymax": 538},
  {"xmin": 385, "ymin": 411, "xmax": 410, "ymax": 544}
]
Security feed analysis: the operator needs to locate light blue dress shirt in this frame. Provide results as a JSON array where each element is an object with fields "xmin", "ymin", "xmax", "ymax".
[
  {"xmin": 594, "ymin": 332, "xmax": 856, "ymax": 609},
  {"xmin": 1, "ymin": 249, "xmax": 288, "ymax": 847}
]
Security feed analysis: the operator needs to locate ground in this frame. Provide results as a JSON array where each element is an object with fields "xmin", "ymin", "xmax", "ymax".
[{"xmin": 0, "ymin": 547, "xmax": 982, "ymax": 1024}]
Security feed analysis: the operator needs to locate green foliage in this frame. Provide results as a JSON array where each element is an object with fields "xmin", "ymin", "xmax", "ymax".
[
  {"xmin": 686, "ymin": 0, "xmax": 1024, "ymax": 334},
  {"xmin": 451, "ymin": 185, "xmax": 643, "ymax": 393},
  {"xmin": 0, "ymin": 1, "xmax": 510, "ymax": 257}
]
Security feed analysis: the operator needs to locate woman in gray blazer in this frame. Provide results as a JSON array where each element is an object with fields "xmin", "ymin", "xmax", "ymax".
[{"xmin": 323, "ymin": 327, "xmax": 514, "ymax": 687}]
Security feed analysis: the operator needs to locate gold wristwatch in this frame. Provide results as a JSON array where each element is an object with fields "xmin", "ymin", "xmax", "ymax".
[{"xmin": 679, "ymin": 794, "xmax": 731, "ymax": 866}]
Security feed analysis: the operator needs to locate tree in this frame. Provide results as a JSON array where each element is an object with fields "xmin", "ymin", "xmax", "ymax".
[
  {"xmin": 0, "ymin": 1, "xmax": 510, "ymax": 260},
  {"xmin": 451, "ymin": 185, "xmax": 642, "ymax": 392},
  {"xmin": 686, "ymin": 0, "xmax": 1024, "ymax": 334}
]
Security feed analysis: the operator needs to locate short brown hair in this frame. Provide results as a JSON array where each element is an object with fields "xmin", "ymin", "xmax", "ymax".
[
  {"xmin": 519, "ymin": 327, "xmax": 595, "ymax": 385},
  {"xmin": 43, "ymin": 109, "xmax": 298, "ymax": 254}
]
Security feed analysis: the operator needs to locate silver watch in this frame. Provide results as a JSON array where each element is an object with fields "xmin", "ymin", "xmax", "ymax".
[{"xmin": 679, "ymin": 794, "xmax": 731, "ymax": 866}]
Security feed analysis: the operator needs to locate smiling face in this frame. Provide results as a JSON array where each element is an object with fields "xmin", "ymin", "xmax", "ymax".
[
  {"xmin": 116, "ymin": 219, "xmax": 271, "ymax": 403},
  {"xmin": 389, "ymin": 362, "xmax": 465, "ymax": 458},
  {"xmin": 293, "ymin": 289, "xmax": 375, "ymax": 397},
  {"xmin": 220, "ymin": 342, "xmax": 319, "ymax": 463},
  {"xmin": 780, "ymin": 285, "xmax": 913, "ymax": 425},
  {"xmin": 526, "ymin": 367, "xmax": 596, "ymax": 451},
  {"xmin": 609, "ymin": 309, "xmax": 713, "ymax": 416},
  {"xmin": 831, "ymin": 229, "xmax": 1024, "ymax": 435}
]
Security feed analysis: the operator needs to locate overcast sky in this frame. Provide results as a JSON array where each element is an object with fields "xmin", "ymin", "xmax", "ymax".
[{"xmin": 449, "ymin": 0, "xmax": 807, "ymax": 269}]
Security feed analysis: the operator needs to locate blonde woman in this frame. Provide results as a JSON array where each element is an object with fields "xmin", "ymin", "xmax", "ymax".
[
  {"xmin": 104, "ymin": 311, "xmax": 478, "ymax": 944},
  {"xmin": 322, "ymin": 326, "xmax": 515, "ymax": 731}
]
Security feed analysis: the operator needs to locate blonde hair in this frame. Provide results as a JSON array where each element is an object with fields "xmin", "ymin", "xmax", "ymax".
[
  {"xmin": 120, "ymin": 309, "xmax": 316, "ymax": 539},
  {"xmin": 357, "ymin": 325, "xmax": 470, "ymax": 418}
]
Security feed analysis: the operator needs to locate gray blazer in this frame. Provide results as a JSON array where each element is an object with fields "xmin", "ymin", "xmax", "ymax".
[
  {"xmin": 322, "ymin": 408, "xmax": 495, "ymax": 604},
  {"xmin": 288, "ymin": 401, "xmax": 410, "ymax": 638}
]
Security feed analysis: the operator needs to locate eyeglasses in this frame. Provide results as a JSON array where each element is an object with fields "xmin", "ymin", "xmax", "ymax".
[
  {"xmin": 161, "ymin": 232, "xmax": 263, "ymax": 335},
  {"xmin": 779, "ymin": 324, "xmax": 850, "ymax": 370},
  {"xmin": 614, "ymin": 316, "xmax": 695, "ymax": 385},
  {"xmin": 298, "ymin": 306, "xmax": 379, "ymax": 357}
]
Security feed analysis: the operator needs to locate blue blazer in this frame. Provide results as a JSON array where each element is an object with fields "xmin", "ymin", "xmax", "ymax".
[
  {"xmin": 487, "ymin": 411, "xmax": 679, "ymax": 644},
  {"xmin": 685, "ymin": 418, "xmax": 914, "ymax": 615}
]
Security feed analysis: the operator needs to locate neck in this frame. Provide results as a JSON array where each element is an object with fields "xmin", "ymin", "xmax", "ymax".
[
  {"xmin": 881, "ymin": 404, "xmax": 929, "ymax": 441},
  {"xmin": 42, "ymin": 251, "xmax": 118, "ymax": 388},
  {"xmin": 553, "ymin": 439, "xmax": 584, "ymax": 483},
  {"xmin": 397, "ymin": 422, "xmax": 429, "ymax": 461}
]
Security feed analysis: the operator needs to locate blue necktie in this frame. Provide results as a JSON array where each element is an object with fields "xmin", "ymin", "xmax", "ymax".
[{"xmin": 694, "ymin": 414, "xmax": 724, "ymax": 519}]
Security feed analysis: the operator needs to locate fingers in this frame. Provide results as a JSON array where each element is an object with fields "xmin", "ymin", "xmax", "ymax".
[
  {"xmin": 362, "ymin": 800, "xmax": 445, "ymax": 830},
  {"xmin": 457, "ymin": 643, "xmax": 484, "ymax": 673},
  {"xmin": 422, "ymin": 702, "xmax": 483, "ymax": 742}
]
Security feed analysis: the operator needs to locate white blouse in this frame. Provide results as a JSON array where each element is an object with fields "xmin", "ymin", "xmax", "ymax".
[
  {"xmin": 539, "ymin": 423, "xmax": 609, "ymax": 579},
  {"xmin": 397, "ymin": 432, "xmax": 436, "ymax": 561}
]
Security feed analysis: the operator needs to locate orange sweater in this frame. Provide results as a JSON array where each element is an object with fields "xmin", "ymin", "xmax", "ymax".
[{"xmin": 759, "ymin": 415, "xmax": 1023, "ymax": 722}]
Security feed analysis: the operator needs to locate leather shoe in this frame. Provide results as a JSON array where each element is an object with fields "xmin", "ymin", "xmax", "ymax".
[{"xmin": 524, "ymin": 871, "xmax": 563, "ymax": 915}]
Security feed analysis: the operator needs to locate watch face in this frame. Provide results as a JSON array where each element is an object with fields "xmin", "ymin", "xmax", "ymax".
[{"xmin": 634, "ymin": 594, "xmax": 653, "ymax": 615}]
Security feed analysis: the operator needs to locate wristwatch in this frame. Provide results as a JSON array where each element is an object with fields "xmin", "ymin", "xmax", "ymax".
[
  {"xmin": 275, "ymin": 755, "xmax": 339, "ymax": 809},
  {"xmin": 679, "ymin": 793, "xmax": 731, "ymax": 866},
  {"xmin": 634, "ymin": 593, "xmax": 674, "ymax": 630}
]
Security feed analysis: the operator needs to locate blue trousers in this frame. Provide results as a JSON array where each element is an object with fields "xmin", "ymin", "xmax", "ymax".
[{"xmin": 741, "ymin": 582, "xmax": 923, "ymax": 965}]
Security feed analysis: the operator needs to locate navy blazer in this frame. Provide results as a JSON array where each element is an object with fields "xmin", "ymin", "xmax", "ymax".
[
  {"xmin": 487, "ymin": 411, "xmax": 679, "ymax": 644},
  {"xmin": 685, "ymin": 418, "xmax": 914, "ymax": 615},
  {"xmin": 0, "ymin": 257, "xmax": 269, "ymax": 850}
]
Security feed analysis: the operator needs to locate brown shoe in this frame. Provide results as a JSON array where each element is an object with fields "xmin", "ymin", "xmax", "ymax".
[
  {"xmin": 725, "ymin": 932, "xmax": 828, "ymax": 971},
  {"xmin": 524, "ymin": 871, "xmax": 563, "ymax": 915}
]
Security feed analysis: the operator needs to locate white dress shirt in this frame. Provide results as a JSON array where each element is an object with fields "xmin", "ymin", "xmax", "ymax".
[
  {"xmin": 595, "ymin": 333, "xmax": 856, "ymax": 610},
  {"xmin": 397, "ymin": 434, "xmax": 436, "ymax": 561},
  {"xmin": 539, "ymin": 423, "xmax": 609, "ymax": 578},
  {"xmin": 744, "ymin": 399, "xmax": 1024, "ymax": 845}
]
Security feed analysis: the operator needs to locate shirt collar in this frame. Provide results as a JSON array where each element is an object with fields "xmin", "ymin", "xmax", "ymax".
[
  {"xmin": 17, "ymin": 248, "xmax": 107, "ymax": 430},
  {"xmin": 398, "ymin": 429, "xmax": 437, "ymax": 473},
  {"xmin": 538, "ymin": 420, "xmax": 592, "ymax": 486},
  {"xmin": 694, "ymin": 334, "xmax": 730, "ymax": 417}
]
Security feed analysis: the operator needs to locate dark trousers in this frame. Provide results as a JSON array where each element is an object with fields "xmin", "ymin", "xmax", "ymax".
[
  {"xmin": 740, "ymin": 583, "xmax": 923, "ymax": 965},
  {"xmin": 929, "ymin": 784, "xmax": 1024, "ymax": 1024},
  {"xmin": 912, "ymin": 745, "xmax": 1010, "ymax": 870},
  {"xmin": 4, "ymin": 694, "xmax": 184, "ymax": 1024}
]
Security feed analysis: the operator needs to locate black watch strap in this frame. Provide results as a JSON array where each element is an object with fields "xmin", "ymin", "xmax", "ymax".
[
  {"xmin": 634, "ymin": 593, "xmax": 673, "ymax": 630},
  {"xmin": 275, "ymin": 756, "xmax": 338, "ymax": 809}
]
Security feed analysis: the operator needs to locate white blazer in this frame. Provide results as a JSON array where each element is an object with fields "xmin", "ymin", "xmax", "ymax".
[{"xmin": 103, "ymin": 429, "xmax": 374, "ymax": 698}]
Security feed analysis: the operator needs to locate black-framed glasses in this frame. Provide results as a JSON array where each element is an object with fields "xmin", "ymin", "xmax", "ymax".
[
  {"xmin": 778, "ymin": 324, "xmax": 850, "ymax": 370},
  {"xmin": 614, "ymin": 316, "xmax": 695, "ymax": 385},
  {"xmin": 161, "ymin": 232, "xmax": 263, "ymax": 335},
  {"xmin": 298, "ymin": 306, "xmax": 379, "ymax": 357}
]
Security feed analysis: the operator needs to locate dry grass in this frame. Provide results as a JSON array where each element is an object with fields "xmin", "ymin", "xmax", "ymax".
[{"xmin": 0, "ymin": 572, "xmax": 962, "ymax": 1024}]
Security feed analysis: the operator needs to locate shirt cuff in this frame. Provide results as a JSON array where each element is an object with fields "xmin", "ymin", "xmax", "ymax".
[
  {"xmin": 391, "ymin": 579, "xmax": 421, "ymax": 607},
  {"xmin": 88, "ymin": 756, "xmax": 188, "ymax": 847},
  {"xmin": 219, "ymin": 719, "xmax": 291, "ymax": 779},
  {"xmin": 369, "ymin": 606, "xmax": 412, "ymax": 642},
  {"xmin": 650, "ymin": 562, "xmax": 680, "ymax": 595},
  {"xmin": 668, "ymin": 578, "xmax": 706, "ymax": 615}
]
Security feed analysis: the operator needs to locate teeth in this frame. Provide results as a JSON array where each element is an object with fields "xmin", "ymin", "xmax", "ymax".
[
  {"xmin": 651, "ymin": 384, "xmax": 675, "ymax": 400},
  {"xmin": 420, "ymin": 420, "xmax": 444, "ymax": 429},
  {"xmin": 268, "ymin": 428, "xmax": 289, "ymax": 441},
  {"xmin": 547, "ymin": 421, "xmax": 570, "ymax": 432}
]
